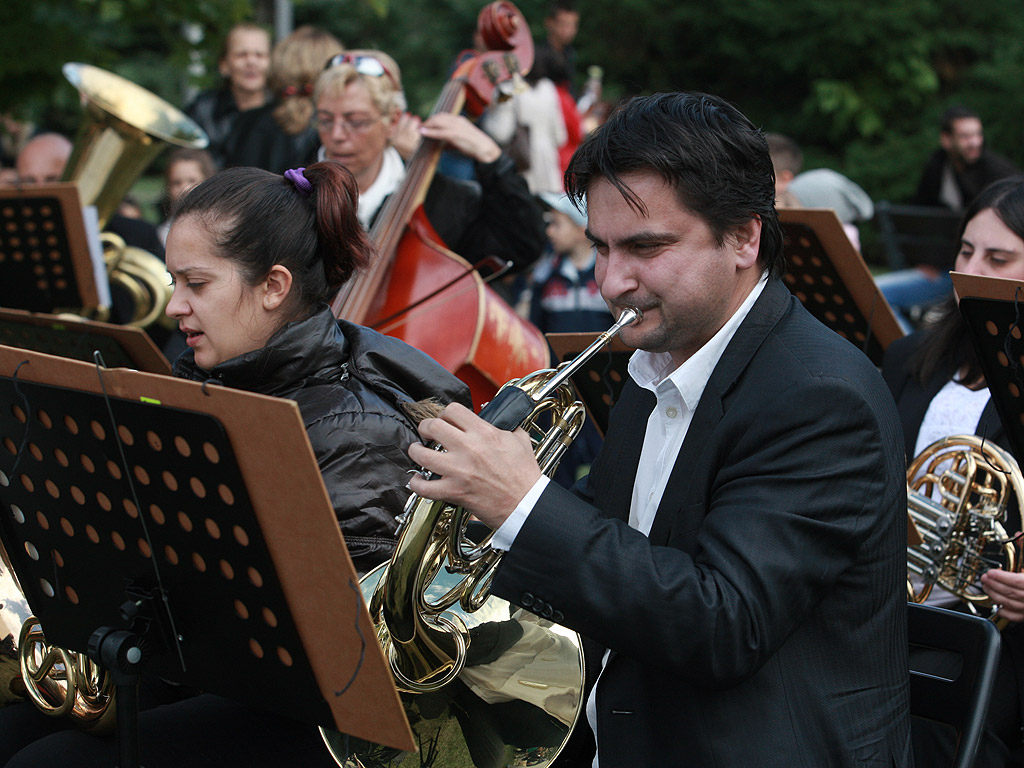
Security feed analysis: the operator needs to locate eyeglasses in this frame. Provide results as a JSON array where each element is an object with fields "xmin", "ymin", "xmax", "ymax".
[
  {"xmin": 314, "ymin": 112, "xmax": 384, "ymax": 135},
  {"xmin": 324, "ymin": 53, "xmax": 400, "ymax": 90}
]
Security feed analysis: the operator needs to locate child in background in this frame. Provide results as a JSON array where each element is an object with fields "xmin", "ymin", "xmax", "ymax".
[
  {"xmin": 529, "ymin": 192, "xmax": 613, "ymax": 333},
  {"xmin": 157, "ymin": 147, "xmax": 216, "ymax": 245},
  {"xmin": 527, "ymin": 192, "xmax": 613, "ymax": 488}
]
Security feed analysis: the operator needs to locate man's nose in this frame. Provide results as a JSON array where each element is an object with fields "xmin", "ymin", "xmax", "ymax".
[{"xmin": 597, "ymin": 252, "xmax": 639, "ymax": 299}]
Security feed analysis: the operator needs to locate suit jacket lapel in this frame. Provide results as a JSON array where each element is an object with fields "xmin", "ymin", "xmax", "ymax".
[
  {"xmin": 590, "ymin": 379, "xmax": 655, "ymax": 522},
  {"xmin": 647, "ymin": 279, "xmax": 792, "ymax": 545}
]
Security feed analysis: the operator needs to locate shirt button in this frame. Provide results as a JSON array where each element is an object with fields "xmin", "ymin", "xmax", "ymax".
[{"xmin": 665, "ymin": 407, "xmax": 678, "ymax": 418}]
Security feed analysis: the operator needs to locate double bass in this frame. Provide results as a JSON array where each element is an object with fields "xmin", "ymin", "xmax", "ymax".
[{"xmin": 330, "ymin": 1, "xmax": 550, "ymax": 409}]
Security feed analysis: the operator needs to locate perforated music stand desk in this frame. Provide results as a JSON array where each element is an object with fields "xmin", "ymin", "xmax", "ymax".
[
  {"xmin": 780, "ymin": 208, "xmax": 904, "ymax": 366},
  {"xmin": 546, "ymin": 332, "xmax": 631, "ymax": 437},
  {"xmin": 952, "ymin": 272, "xmax": 1024, "ymax": 465},
  {"xmin": 0, "ymin": 345, "xmax": 413, "ymax": 752},
  {"xmin": 0, "ymin": 182, "xmax": 102, "ymax": 317},
  {"xmin": 0, "ymin": 308, "xmax": 170, "ymax": 375}
]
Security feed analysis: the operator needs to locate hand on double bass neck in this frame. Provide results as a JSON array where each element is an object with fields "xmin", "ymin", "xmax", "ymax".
[{"xmin": 416, "ymin": 113, "xmax": 503, "ymax": 164}]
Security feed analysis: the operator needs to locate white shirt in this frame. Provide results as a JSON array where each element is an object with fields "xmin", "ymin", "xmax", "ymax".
[
  {"xmin": 491, "ymin": 273, "xmax": 768, "ymax": 766},
  {"xmin": 317, "ymin": 144, "xmax": 406, "ymax": 229}
]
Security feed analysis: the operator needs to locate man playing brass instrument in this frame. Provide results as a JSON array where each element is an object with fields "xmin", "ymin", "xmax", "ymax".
[{"xmin": 410, "ymin": 92, "xmax": 913, "ymax": 766}]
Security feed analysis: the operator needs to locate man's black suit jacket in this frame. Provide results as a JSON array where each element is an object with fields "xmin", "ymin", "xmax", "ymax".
[{"xmin": 493, "ymin": 278, "xmax": 913, "ymax": 767}]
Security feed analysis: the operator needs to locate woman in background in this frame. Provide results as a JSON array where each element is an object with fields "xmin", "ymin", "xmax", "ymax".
[
  {"xmin": 883, "ymin": 174, "xmax": 1024, "ymax": 768},
  {"xmin": 313, "ymin": 49, "xmax": 545, "ymax": 273}
]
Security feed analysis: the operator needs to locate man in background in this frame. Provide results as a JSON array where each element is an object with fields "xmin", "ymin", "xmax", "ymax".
[
  {"xmin": 914, "ymin": 105, "xmax": 1017, "ymax": 212},
  {"xmin": 536, "ymin": 0, "xmax": 580, "ymax": 92},
  {"xmin": 15, "ymin": 132, "xmax": 71, "ymax": 184}
]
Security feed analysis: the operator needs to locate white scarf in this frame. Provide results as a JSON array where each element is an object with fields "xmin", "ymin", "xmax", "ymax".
[{"xmin": 320, "ymin": 145, "xmax": 407, "ymax": 229}]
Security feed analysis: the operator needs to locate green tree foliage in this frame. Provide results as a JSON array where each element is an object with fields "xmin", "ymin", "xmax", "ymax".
[
  {"xmin": 0, "ymin": 0, "xmax": 251, "ymax": 137},
  {"xmin": 4, "ymin": 0, "xmax": 1023, "ymax": 260}
]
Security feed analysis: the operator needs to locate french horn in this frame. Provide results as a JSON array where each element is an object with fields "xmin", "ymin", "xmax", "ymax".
[
  {"xmin": 0, "ymin": 540, "xmax": 114, "ymax": 731},
  {"xmin": 907, "ymin": 434, "xmax": 1024, "ymax": 622},
  {"xmin": 321, "ymin": 308, "xmax": 641, "ymax": 767}
]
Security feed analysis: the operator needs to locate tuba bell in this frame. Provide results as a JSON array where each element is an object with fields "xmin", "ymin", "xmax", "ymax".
[
  {"xmin": 907, "ymin": 434, "xmax": 1024, "ymax": 622},
  {"xmin": 61, "ymin": 62, "xmax": 208, "ymax": 329},
  {"xmin": 321, "ymin": 308, "xmax": 641, "ymax": 767}
]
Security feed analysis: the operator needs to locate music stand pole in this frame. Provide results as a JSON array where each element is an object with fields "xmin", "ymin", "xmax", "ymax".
[{"xmin": 89, "ymin": 625, "xmax": 144, "ymax": 768}]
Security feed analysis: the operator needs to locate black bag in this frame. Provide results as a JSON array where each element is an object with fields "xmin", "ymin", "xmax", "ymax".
[{"xmin": 504, "ymin": 121, "xmax": 531, "ymax": 173}]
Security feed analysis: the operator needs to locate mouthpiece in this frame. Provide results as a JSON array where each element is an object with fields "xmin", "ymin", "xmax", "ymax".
[{"xmin": 616, "ymin": 306, "xmax": 642, "ymax": 328}]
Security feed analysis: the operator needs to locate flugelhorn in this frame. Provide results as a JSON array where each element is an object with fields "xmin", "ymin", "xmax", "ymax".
[
  {"xmin": 321, "ymin": 308, "xmax": 641, "ymax": 767},
  {"xmin": 907, "ymin": 434, "xmax": 1024, "ymax": 623}
]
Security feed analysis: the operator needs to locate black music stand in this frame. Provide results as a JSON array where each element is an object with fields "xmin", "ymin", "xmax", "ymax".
[
  {"xmin": 953, "ymin": 272, "xmax": 1024, "ymax": 464},
  {"xmin": 780, "ymin": 208, "xmax": 904, "ymax": 366},
  {"xmin": 0, "ymin": 183, "xmax": 104, "ymax": 317},
  {"xmin": 0, "ymin": 308, "xmax": 170, "ymax": 375},
  {"xmin": 0, "ymin": 346, "xmax": 413, "ymax": 766},
  {"xmin": 545, "ymin": 332, "xmax": 631, "ymax": 437}
]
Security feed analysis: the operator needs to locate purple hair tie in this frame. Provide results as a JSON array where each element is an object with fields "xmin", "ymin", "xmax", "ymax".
[{"xmin": 284, "ymin": 167, "xmax": 313, "ymax": 196}]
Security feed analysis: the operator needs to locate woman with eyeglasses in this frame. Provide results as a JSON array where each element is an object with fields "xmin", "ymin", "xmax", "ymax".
[
  {"xmin": 313, "ymin": 49, "xmax": 546, "ymax": 273},
  {"xmin": 0, "ymin": 161, "xmax": 471, "ymax": 767}
]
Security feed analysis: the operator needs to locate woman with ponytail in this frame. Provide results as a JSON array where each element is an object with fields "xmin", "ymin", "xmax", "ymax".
[
  {"xmin": 0, "ymin": 160, "xmax": 470, "ymax": 768},
  {"xmin": 166, "ymin": 160, "xmax": 471, "ymax": 574}
]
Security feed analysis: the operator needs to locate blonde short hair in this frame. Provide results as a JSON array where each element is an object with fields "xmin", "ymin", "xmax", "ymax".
[{"xmin": 314, "ymin": 49, "xmax": 406, "ymax": 117}]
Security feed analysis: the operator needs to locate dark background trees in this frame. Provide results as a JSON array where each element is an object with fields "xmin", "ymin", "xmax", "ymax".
[{"xmin": 3, "ymin": 0, "xmax": 1023, "ymax": 264}]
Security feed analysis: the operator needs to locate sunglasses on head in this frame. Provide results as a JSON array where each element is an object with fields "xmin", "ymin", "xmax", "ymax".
[{"xmin": 324, "ymin": 53, "xmax": 399, "ymax": 90}]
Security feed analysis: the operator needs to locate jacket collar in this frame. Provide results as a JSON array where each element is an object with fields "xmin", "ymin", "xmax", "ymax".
[
  {"xmin": 174, "ymin": 307, "xmax": 347, "ymax": 397},
  {"xmin": 173, "ymin": 306, "xmax": 473, "ymax": 410}
]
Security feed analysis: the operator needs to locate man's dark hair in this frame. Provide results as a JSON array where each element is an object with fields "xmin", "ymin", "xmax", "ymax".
[
  {"xmin": 546, "ymin": 0, "xmax": 576, "ymax": 18},
  {"xmin": 940, "ymin": 105, "xmax": 980, "ymax": 134},
  {"xmin": 565, "ymin": 92, "xmax": 784, "ymax": 278}
]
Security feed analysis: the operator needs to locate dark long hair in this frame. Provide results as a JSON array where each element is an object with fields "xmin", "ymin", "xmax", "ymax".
[
  {"xmin": 565, "ymin": 91, "xmax": 784, "ymax": 278},
  {"xmin": 172, "ymin": 160, "xmax": 375, "ymax": 318},
  {"xmin": 910, "ymin": 174, "xmax": 1024, "ymax": 385}
]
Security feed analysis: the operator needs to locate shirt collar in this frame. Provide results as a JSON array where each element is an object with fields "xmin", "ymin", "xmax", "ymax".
[
  {"xmin": 628, "ymin": 273, "xmax": 768, "ymax": 411},
  {"xmin": 316, "ymin": 144, "xmax": 406, "ymax": 228}
]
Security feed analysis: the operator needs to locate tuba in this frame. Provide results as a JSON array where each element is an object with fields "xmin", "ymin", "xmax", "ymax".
[
  {"xmin": 907, "ymin": 434, "xmax": 1024, "ymax": 622},
  {"xmin": 0, "ymin": 62, "xmax": 208, "ymax": 731},
  {"xmin": 321, "ymin": 308, "xmax": 641, "ymax": 767},
  {"xmin": 61, "ymin": 62, "xmax": 208, "ymax": 328}
]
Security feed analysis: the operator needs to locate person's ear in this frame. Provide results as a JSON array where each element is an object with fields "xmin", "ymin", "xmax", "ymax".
[
  {"xmin": 262, "ymin": 265, "xmax": 293, "ymax": 311},
  {"xmin": 731, "ymin": 216, "xmax": 762, "ymax": 270},
  {"xmin": 939, "ymin": 132, "xmax": 953, "ymax": 152}
]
